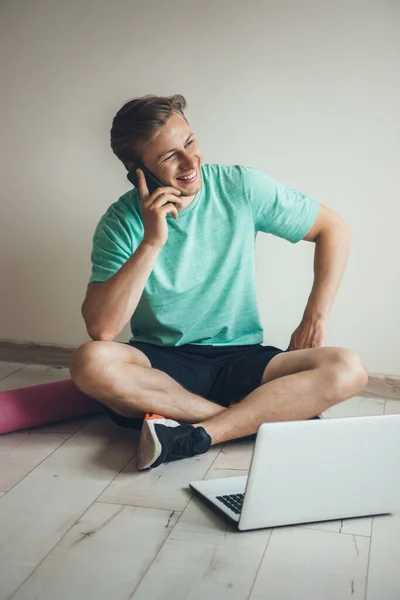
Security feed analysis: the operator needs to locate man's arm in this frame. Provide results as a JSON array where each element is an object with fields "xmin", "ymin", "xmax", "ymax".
[
  {"xmin": 83, "ymin": 242, "xmax": 161, "ymax": 341},
  {"xmin": 288, "ymin": 203, "xmax": 351, "ymax": 350}
]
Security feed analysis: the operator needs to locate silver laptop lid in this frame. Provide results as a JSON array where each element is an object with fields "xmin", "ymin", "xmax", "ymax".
[{"xmin": 239, "ymin": 414, "xmax": 400, "ymax": 530}]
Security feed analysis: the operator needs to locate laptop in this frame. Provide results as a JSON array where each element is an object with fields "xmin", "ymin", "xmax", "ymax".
[{"xmin": 189, "ymin": 414, "xmax": 400, "ymax": 531}]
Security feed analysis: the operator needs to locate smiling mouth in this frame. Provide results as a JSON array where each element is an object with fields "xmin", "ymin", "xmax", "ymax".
[{"xmin": 176, "ymin": 169, "xmax": 197, "ymax": 183}]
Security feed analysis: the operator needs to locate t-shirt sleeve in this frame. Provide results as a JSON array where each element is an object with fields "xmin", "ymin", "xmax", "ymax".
[
  {"xmin": 242, "ymin": 166, "xmax": 320, "ymax": 243},
  {"xmin": 89, "ymin": 209, "xmax": 133, "ymax": 283}
]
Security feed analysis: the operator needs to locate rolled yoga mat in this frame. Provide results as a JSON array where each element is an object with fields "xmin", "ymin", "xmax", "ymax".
[{"xmin": 0, "ymin": 379, "xmax": 105, "ymax": 435}]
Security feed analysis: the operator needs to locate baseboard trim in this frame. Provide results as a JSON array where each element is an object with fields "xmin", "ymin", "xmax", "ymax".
[
  {"xmin": 0, "ymin": 339, "xmax": 75, "ymax": 368},
  {"xmin": 361, "ymin": 374, "xmax": 400, "ymax": 400},
  {"xmin": 0, "ymin": 339, "xmax": 399, "ymax": 400}
]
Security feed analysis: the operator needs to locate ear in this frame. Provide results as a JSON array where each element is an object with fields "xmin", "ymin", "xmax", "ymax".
[{"xmin": 125, "ymin": 162, "xmax": 133, "ymax": 171}]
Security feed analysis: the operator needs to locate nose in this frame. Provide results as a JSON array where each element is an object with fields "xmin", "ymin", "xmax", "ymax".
[{"xmin": 179, "ymin": 151, "xmax": 196, "ymax": 170}]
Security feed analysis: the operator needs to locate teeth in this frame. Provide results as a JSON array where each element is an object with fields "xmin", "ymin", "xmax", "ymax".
[{"xmin": 178, "ymin": 171, "xmax": 196, "ymax": 181}]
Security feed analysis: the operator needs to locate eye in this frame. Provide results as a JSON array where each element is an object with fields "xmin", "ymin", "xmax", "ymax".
[{"xmin": 163, "ymin": 139, "xmax": 194, "ymax": 162}]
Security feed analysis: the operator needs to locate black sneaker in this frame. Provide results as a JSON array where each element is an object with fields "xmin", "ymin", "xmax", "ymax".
[{"xmin": 137, "ymin": 417, "xmax": 211, "ymax": 470}]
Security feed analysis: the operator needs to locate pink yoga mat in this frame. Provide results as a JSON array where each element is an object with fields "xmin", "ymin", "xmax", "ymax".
[{"xmin": 0, "ymin": 379, "xmax": 105, "ymax": 435}]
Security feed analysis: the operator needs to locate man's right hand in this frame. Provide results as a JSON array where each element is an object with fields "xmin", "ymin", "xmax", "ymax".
[{"xmin": 137, "ymin": 168, "xmax": 182, "ymax": 248}]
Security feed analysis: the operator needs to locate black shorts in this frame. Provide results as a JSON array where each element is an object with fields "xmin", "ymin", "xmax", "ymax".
[{"xmin": 106, "ymin": 341, "xmax": 284, "ymax": 430}]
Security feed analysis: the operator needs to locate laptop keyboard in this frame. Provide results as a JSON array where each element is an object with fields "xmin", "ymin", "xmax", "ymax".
[{"xmin": 216, "ymin": 493, "xmax": 245, "ymax": 514}]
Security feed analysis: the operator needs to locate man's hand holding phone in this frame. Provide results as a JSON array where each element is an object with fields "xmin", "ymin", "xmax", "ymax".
[{"xmin": 136, "ymin": 168, "xmax": 182, "ymax": 249}]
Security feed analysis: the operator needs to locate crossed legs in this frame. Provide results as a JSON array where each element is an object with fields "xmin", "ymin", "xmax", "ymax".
[{"xmin": 70, "ymin": 341, "xmax": 368, "ymax": 444}]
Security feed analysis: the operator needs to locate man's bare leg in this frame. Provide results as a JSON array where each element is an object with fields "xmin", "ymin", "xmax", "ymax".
[
  {"xmin": 71, "ymin": 343, "xmax": 367, "ymax": 433},
  {"xmin": 70, "ymin": 341, "xmax": 227, "ymax": 422},
  {"xmin": 71, "ymin": 342, "xmax": 368, "ymax": 470},
  {"xmin": 195, "ymin": 347, "xmax": 368, "ymax": 445}
]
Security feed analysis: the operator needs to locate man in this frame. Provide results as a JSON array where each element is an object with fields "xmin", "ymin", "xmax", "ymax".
[{"xmin": 70, "ymin": 94, "xmax": 368, "ymax": 470}]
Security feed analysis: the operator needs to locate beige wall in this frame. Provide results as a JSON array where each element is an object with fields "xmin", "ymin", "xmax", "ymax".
[{"xmin": 0, "ymin": 0, "xmax": 399, "ymax": 374}]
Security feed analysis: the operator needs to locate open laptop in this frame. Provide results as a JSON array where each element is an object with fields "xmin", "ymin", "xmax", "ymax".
[{"xmin": 189, "ymin": 414, "xmax": 400, "ymax": 531}]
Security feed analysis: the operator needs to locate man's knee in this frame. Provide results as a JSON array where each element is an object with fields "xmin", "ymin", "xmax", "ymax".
[
  {"xmin": 69, "ymin": 341, "xmax": 148, "ymax": 418},
  {"xmin": 70, "ymin": 341, "xmax": 115, "ymax": 388},
  {"xmin": 322, "ymin": 347, "xmax": 368, "ymax": 401}
]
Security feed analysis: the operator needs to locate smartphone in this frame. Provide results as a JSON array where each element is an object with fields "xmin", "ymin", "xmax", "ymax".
[{"xmin": 127, "ymin": 162, "xmax": 165, "ymax": 196}]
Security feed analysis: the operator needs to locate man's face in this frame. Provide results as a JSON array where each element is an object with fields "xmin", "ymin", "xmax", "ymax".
[{"xmin": 140, "ymin": 113, "xmax": 203, "ymax": 198}]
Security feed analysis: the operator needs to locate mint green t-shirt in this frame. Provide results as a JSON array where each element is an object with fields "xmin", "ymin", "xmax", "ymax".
[{"xmin": 89, "ymin": 164, "xmax": 319, "ymax": 346}]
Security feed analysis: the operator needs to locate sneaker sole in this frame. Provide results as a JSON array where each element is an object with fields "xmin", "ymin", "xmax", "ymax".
[{"xmin": 137, "ymin": 419, "xmax": 162, "ymax": 470}]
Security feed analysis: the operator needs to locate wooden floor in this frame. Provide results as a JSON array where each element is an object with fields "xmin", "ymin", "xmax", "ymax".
[{"xmin": 0, "ymin": 361, "xmax": 399, "ymax": 600}]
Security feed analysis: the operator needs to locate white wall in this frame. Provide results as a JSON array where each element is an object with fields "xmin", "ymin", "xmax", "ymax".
[{"xmin": 0, "ymin": 0, "xmax": 399, "ymax": 374}]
